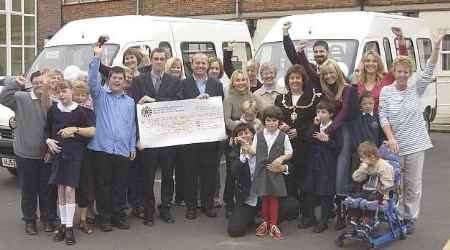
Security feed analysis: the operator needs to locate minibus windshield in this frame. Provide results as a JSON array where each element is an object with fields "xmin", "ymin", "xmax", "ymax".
[
  {"xmin": 27, "ymin": 44, "xmax": 119, "ymax": 79},
  {"xmin": 255, "ymin": 39, "xmax": 358, "ymax": 82}
]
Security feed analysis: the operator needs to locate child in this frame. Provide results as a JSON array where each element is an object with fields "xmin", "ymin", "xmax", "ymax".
[
  {"xmin": 240, "ymin": 99, "xmax": 263, "ymax": 132},
  {"xmin": 250, "ymin": 106, "xmax": 293, "ymax": 240},
  {"xmin": 45, "ymin": 80, "xmax": 95, "ymax": 245},
  {"xmin": 300, "ymin": 100, "xmax": 341, "ymax": 233},
  {"xmin": 352, "ymin": 141, "xmax": 394, "ymax": 200}
]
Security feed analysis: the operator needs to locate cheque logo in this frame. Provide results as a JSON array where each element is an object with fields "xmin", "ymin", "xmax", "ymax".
[{"xmin": 141, "ymin": 106, "xmax": 153, "ymax": 118}]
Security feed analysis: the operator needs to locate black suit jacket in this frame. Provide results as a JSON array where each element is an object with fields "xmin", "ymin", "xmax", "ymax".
[
  {"xmin": 178, "ymin": 76, "xmax": 224, "ymax": 100},
  {"xmin": 129, "ymin": 71, "xmax": 181, "ymax": 103}
]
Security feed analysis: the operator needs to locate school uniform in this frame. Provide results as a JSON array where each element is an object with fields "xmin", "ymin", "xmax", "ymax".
[
  {"xmin": 178, "ymin": 75, "xmax": 224, "ymax": 212},
  {"xmin": 303, "ymin": 121, "xmax": 342, "ymax": 225},
  {"xmin": 46, "ymin": 103, "xmax": 95, "ymax": 188},
  {"xmin": 129, "ymin": 70, "xmax": 181, "ymax": 222}
]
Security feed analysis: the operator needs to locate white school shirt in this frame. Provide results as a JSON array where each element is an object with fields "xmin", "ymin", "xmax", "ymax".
[
  {"xmin": 251, "ymin": 128, "xmax": 293, "ymax": 158},
  {"xmin": 239, "ymin": 150, "xmax": 258, "ymax": 206}
]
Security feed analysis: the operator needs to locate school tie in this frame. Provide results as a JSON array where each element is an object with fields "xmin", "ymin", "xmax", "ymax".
[{"xmin": 153, "ymin": 76, "xmax": 161, "ymax": 92}]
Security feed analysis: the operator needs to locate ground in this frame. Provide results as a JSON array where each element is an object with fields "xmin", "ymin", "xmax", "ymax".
[{"xmin": 0, "ymin": 133, "xmax": 449, "ymax": 250}]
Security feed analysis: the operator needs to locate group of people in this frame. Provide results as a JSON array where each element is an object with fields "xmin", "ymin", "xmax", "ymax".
[{"xmin": 0, "ymin": 23, "xmax": 443, "ymax": 245}]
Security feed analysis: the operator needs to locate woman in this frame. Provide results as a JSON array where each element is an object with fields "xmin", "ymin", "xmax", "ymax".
[
  {"xmin": 223, "ymin": 70, "xmax": 257, "ymax": 217},
  {"xmin": 274, "ymin": 64, "xmax": 320, "ymax": 218},
  {"xmin": 379, "ymin": 33, "xmax": 443, "ymax": 235},
  {"xmin": 99, "ymin": 48, "xmax": 144, "ymax": 80},
  {"xmin": 253, "ymin": 63, "xmax": 285, "ymax": 110},
  {"xmin": 208, "ymin": 57, "xmax": 229, "ymax": 96}
]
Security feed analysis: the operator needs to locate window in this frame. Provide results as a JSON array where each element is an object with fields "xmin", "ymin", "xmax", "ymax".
[
  {"xmin": 0, "ymin": 14, "xmax": 5, "ymax": 44},
  {"xmin": 416, "ymin": 38, "xmax": 432, "ymax": 70},
  {"xmin": 363, "ymin": 41, "xmax": 380, "ymax": 55},
  {"xmin": 383, "ymin": 38, "xmax": 393, "ymax": 70},
  {"xmin": 442, "ymin": 34, "xmax": 450, "ymax": 71},
  {"xmin": 11, "ymin": 47, "xmax": 22, "ymax": 75},
  {"xmin": 12, "ymin": 0, "xmax": 20, "ymax": 12},
  {"xmin": 158, "ymin": 41, "xmax": 172, "ymax": 58},
  {"xmin": 395, "ymin": 38, "xmax": 416, "ymax": 69},
  {"xmin": 11, "ymin": 14, "xmax": 22, "ymax": 45},
  {"xmin": 24, "ymin": 0, "xmax": 35, "ymax": 15},
  {"xmin": 0, "ymin": 0, "xmax": 4, "ymax": 10},
  {"xmin": 0, "ymin": 47, "xmax": 5, "ymax": 75},
  {"xmin": 222, "ymin": 42, "xmax": 252, "ymax": 72},
  {"xmin": 180, "ymin": 42, "xmax": 216, "ymax": 76}
]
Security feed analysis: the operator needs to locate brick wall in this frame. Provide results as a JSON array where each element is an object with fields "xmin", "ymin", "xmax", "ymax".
[
  {"xmin": 365, "ymin": 0, "xmax": 450, "ymax": 6},
  {"xmin": 37, "ymin": 0, "xmax": 62, "ymax": 49},
  {"xmin": 62, "ymin": 0, "xmax": 136, "ymax": 24}
]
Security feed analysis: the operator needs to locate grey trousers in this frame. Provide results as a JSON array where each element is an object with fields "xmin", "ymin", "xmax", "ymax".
[{"xmin": 399, "ymin": 150, "xmax": 425, "ymax": 220}]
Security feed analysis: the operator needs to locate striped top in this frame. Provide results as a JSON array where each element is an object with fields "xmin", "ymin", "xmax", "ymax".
[{"xmin": 379, "ymin": 62, "xmax": 434, "ymax": 156}]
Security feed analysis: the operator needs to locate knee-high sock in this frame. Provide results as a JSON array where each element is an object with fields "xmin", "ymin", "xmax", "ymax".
[
  {"xmin": 269, "ymin": 196, "xmax": 279, "ymax": 226},
  {"xmin": 261, "ymin": 197, "xmax": 270, "ymax": 223},
  {"xmin": 59, "ymin": 205, "xmax": 66, "ymax": 225},
  {"xmin": 65, "ymin": 203, "xmax": 76, "ymax": 228}
]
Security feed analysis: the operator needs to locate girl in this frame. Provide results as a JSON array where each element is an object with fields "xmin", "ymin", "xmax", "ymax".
[
  {"xmin": 300, "ymin": 100, "xmax": 341, "ymax": 233},
  {"xmin": 165, "ymin": 57, "xmax": 184, "ymax": 80},
  {"xmin": 240, "ymin": 99, "xmax": 263, "ymax": 133},
  {"xmin": 250, "ymin": 106, "xmax": 293, "ymax": 240},
  {"xmin": 45, "ymin": 80, "xmax": 95, "ymax": 245}
]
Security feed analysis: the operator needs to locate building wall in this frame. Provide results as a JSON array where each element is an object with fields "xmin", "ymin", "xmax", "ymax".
[
  {"xmin": 62, "ymin": 0, "xmax": 136, "ymax": 24},
  {"xmin": 37, "ymin": 0, "xmax": 62, "ymax": 49}
]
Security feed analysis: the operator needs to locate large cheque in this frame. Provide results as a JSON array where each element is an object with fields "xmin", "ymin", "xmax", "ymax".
[{"xmin": 137, "ymin": 96, "xmax": 226, "ymax": 148}]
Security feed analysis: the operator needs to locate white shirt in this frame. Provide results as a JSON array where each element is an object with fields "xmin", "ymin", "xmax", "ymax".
[
  {"xmin": 251, "ymin": 128, "xmax": 293, "ymax": 157},
  {"xmin": 291, "ymin": 94, "xmax": 301, "ymax": 105},
  {"xmin": 319, "ymin": 120, "xmax": 333, "ymax": 133},
  {"xmin": 239, "ymin": 150, "xmax": 258, "ymax": 207},
  {"xmin": 57, "ymin": 102, "xmax": 78, "ymax": 113}
]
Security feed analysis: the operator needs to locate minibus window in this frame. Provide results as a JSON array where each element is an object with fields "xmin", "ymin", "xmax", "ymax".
[
  {"xmin": 416, "ymin": 38, "xmax": 432, "ymax": 70},
  {"xmin": 180, "ymin": 42, "xmax": 216, "ymax": 77},
  {"xmin": 158, "ymin": 42, "xmax": 173, "ymax": 58},
  {"xmin": 395, "ymin": 38, "xmax": 416, "ymax": 70},
  {"xmin": 383, "ymin": 38, "xmax": 393, "ymax": 70},
  {"xmin": 222, "ymin": 42, "xmax": 252, "ymax": 71},
  {"xmin": 441, "ymin": 35, "xmax": 450, "ymax": 71},
  {"xmin": 363, "ymin": 41, "xmax": 380, "ymax": 55}
]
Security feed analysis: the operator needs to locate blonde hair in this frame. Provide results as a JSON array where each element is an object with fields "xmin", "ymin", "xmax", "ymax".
[
  {"xmin": 359, "ymin": 51, "xmax": 386, "ymax": 84},
  {"xmin": 240, "ymin": 99, "xmax": 258, "ymax": 114},
  {"xmin": 246, "ymin": 60, "xmax": 260, "ymax": 72},
  {"xmin": 392, "ymin": 56, "xmax": 414, "ymax": 76},
  {"xmin": 230, "ymin": 70, "xmax": 249, "ymax": 92},
  {"xmin": 358, "ymin": 141, "xmax": 380, "ymax": 160},
  {"xmin": 259, "ymin": 63, "xmax": 277, "ymax": 77},
  {"xmin": 319, "ymin": 59, "xmax": 347, "ymax": 102},
  {"xmin": 72, "ymin": 80, "xmax": 89, "ymax": 96}
]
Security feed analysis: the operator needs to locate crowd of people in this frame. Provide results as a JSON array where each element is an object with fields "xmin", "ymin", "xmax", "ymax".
[{"xmin": 0, "ymin": 24, "xmax": 444, "ymax": 245}]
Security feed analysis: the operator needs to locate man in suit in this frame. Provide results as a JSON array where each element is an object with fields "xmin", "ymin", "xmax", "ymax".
[
  {"xmin": 178, "ymin": 53, "xmax": 224, "ymax": 220},
  {"xmin": 129, "ymin": 48, "xmax": 181, "ymax": 226}
]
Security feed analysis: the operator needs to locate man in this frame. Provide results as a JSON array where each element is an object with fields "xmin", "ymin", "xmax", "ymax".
[
  {"xmin": 129, "ymin": 48, "xmax": 181, "ymax": 226},
  {"xmin": 282, "ymin": 21, "xmax": 329, "ymax": 91},
  {"xmin": 0, "ymin": 72, "xmax": 58, "ymax": 235},
  {"xmin": 88, "ymin": 45, "xmax": 136, "ymax": 231},
  {"xmin": 178, "ymin": 53, "xmax": 224, "ymax": 220}
]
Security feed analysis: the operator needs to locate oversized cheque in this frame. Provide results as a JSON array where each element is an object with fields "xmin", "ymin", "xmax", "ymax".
[{"xmin": 137, "ymin": 96, "xmax": 226, "ymax": 148}]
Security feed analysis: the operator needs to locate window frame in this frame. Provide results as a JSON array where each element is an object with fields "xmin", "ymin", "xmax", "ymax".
[
  {"xmin": 180, "ymin": 41, "xmax": 217, "ymax": 77},
  {"xmin": 394, "ymin": 37, "xmax": 417, "ymax": 70},
  {"xmin": 221, "ymin": 41, "xmax": 252, "ymax": 72},
  {"xmin": 383, "ymin": 38, "xmax": 393, "ymax": 70},
  {"xmin": 363, "ymin": 41, "xmax": 381, "ymax": 55},
  {"xmin": 416, "ymin": 38, "xmax": 433, "ymax": 71},
  {"xmin": 441, "ymin": 34, "xmax": 450, "ymax": 71}
]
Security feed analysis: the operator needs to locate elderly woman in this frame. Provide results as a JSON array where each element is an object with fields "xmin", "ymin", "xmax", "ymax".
[
  {"xmin": 379, "ymin": 33, "xmax": 443, "ymax": 235},
  {"xmin": 253, "ymin": 63, "xmax": 285, "ymax": 110}
]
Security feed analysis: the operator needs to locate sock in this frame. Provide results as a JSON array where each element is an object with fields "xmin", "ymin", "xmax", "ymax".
[
  {"xmin": 261, "ymin": 197, "xmax": 270, "ymax": 223},
  {"xmin": 59, "ymin": 205, "xmax": 66, "ymax": 225},
  {"xmin": 269, "ymin": 196, "xmax": 279, "ymax": 227},
  {"xmin": 66, "ymin": 203, "xmax": 76, "ymax": 228}
]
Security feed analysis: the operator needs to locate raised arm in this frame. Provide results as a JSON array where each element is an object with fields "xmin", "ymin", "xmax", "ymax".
[
  {"xmin": 0, "ymin": 77, "xmax": 25, "ymax": 111},
  {"xmin": 416, "ymin": 32, "xmax": 444, "ymax": 96},
  {"xmin": 88, "ymin": 46, "xmax": 105, "ymax": 100},
  {"xmin": 282, "ymin": 22, "xmax": 301, "ymax": 65},
  {"xmin": 223, "ymin": 44, "xmax": 235, "ymax": 79}
]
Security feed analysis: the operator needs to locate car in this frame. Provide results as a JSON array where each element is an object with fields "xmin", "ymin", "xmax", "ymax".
[{"xmin": 0, "ymin": 78, "xmax": 16, "ymax": 176}]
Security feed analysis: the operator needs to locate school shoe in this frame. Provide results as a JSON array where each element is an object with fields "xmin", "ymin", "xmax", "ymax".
[
  {"xmin": 43, "ymin": 221, "xmax": 57, "ymax": 233},
  {"xmin": 53, "ymin": 225, "xmax": 66, "ymax": 242},
  {"xmin": 185, "ymin": 208, "xmax": 197, "ymax": 220},
  {"xmin": 297, "ymin": 217, "xmax": 316, "ymax": 229},
  {"xmin": 111, "ymin": 217, "xmax": 130, "ymax": 230},
  {"xmin": 25, "ymin": 222, "xmax": 38, "ymax": 235},
  {"xmin": 159, "ymin": 207, "xmax": 175, "ymax": 223},
  {"xmin": 65, "ymin": 227, "xmax": 76, "ymax": 245},
  {"xmin": 99, "ymin": 223, "xmax": 113, "ymax": 232},
  {"xmin": 313, "ymin": 223, "xmax": 328, "ymax": 233},
  {"xmin": 335, "ymin": 215, "xmax": 346, "ymax": 231},
  {"xmin": 131, "ymin": 207, "xmax": 145, "ymax": 219},
  {"xmin": 269, "ymin": 225, "xmax": 284, "ymax": 240},
  {"xmin": 202, "ymin": 207, "xmax": 218, "ymax": 218},
  {"xmin": 255, "ymin": 221, "xmax": 269, "ymax": 237}
]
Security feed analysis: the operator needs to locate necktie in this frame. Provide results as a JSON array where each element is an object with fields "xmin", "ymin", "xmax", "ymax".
[{"xmin": 154, "ymin": 76, "xmax": 161, "ymax": 92}]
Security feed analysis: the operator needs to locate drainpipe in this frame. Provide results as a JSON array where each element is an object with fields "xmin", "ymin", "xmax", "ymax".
[
  {"xmin": 136, "ymin": 0, "xmax": 139, "ymax": 15},
  {"xmin": 235, "ymin": 0, "xmax": 239, "ymax": 18},
  {"xmin": 359, "ymin": 0, "xmax": 366, "ymax": 11}
]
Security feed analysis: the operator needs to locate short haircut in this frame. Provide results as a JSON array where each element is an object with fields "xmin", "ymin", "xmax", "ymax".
[
  {"xmin": 192, "ymin": 53, "xmax": 208, "ymax": 63},
  {"xmin": 72, "ymin": 80, "xmax": 89, "ymax": 96},
  {"xmin": 358, "ymin": 141, "xmax": 380, "ymax": 160},
  {"xmin": 150, "ymin": 47, "xmax": 167, "ymax": 60},
  {"xmin": 246, "ymin": 59, "xmax": 260, "ymax": 71},
  {"xmin": 30, "ymin": 71, "xmax": 42, "ymax": 82},
  {"xmin": 261, "ymin": 105, "xmax": 283, "ymax": 124},
  {"xmin": 55, "ymin": 80, "xmax": 73, "ymax": 91},
  {"xmin": 284, "ymin": 64, "xmax": 309, "ymax": 91},
  {"xmin": 109, "ymin": 66, "xmax": 125, "ymax": 79},
  {"xmin": 313, "ymin": 40, "xmax": 329, "ymax": 52},
  {"xmin": 392, "ymin": 55, "xmax": 414, "ymax": 76},
  {"xmin": 316, "ymin": 100, "xmax": 336, "ymax": 115},
  {"xmin": 260, "ymin": 63, "xmax": 277, "ymax": 76},
  {"xmin": 240, "ymin": 99, "xmax": 258, "ymax": 114},
  {"xmin": 359, "ymin": 91, "xmax": 374, "ymax": 104},
  {"xmin": 122, "ymin": 48, "xmax": 143, "ymax": 65},
  {"xmin": 232, "ymin": 123, "xmax": 256, "ymax": 138},
  {"xmin": 208, "ymin": 57, "xmax": 224, "ymax": 79}
]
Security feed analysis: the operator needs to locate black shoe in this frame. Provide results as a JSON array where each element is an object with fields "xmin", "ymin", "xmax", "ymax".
[
  {"xmin": 99, "ymin": 223, "xmax": 113, "ymax": 232},
  {"xmin": 297, "ymin": 218, "xmax": 316, "ymax": 229},
  {"xmin": 111, "ymin": 218, "xmax": 130, "ymax": 230},
  {"xmin": 44, "ymin": 221, "xmax": 57, "ymax": 233},
  {"xmin": 143, "ymin": 214, "xmax": 155, "ymax": 227},
  {"xmin": 131, "ymin": 207, "xmax": 145, "ymax": 219},
  {"xmin": 53, "ymin": 225, "xmax": 65, "ymax": 241},
  {"xmin": 159, "ymin": 209, "xmax": 175, "ymax": 223},
  {"xmin": 185, "ymin": 208, "xmax": 197, "ymax": 220},
  {"xmin": 405, "ymin": 219, "xmax": 416, "ymax": 235},
  {"xmin": 313, "ymin": 223, "xmax": 328, "ymax": 233},
  {"xmin": 65, "ymin": 227, "xmax": 76, "ymax": 245},
  {"xmin": 25, "ymin": 222, "xmax": 38, "ymax": 235},
  {"xmin": 335, "ymin": 216, "xmax": 346, "ymax": 231},
  {"xmin": 202, "ymin": 207, "xmax": 218, "ymax": 218}
]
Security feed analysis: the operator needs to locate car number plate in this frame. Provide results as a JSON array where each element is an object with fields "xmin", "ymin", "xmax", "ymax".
[{"xmin": 1, "ymin": 158, "xmax": 16, "ymax": 168}]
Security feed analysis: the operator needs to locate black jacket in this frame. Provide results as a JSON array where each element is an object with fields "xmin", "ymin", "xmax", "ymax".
[
  {"xmin": 178, "ymin": 76, "xmax": 224, "ymax": 100},
  {"xmin": 129, "ymin": 71, "xmax": 181, "ymax": 103}
]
